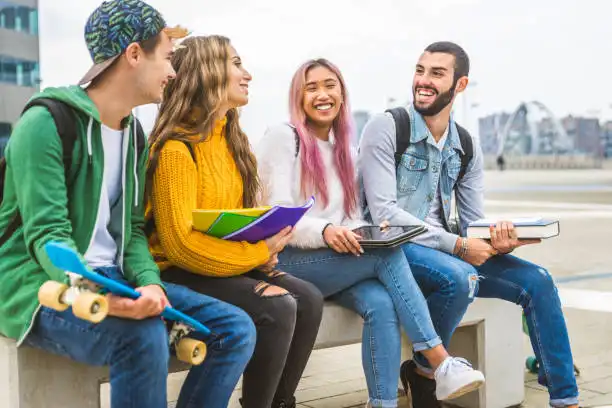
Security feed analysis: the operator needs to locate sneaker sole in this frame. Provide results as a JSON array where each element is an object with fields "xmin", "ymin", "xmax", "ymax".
[{"xmin": 438, "ymin": 379, "xmax": 485, "ymax": 400}]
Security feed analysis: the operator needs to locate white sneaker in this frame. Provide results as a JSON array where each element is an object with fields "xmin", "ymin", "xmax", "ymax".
[{"xmin": 434, "ymin": 357, "xmax": 485, "ymax": 400}]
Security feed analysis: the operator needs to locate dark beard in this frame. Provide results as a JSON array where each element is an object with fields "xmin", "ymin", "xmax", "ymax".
[{"xmin": 413, "ymin": 83, "xmax": 456, "ymax": 117}]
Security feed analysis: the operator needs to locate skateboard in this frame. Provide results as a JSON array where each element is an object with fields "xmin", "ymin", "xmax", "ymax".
[
  {"xmin": 38, "ymin": 241, "xmax": 210, "ymax": 365},
  {"xmin": 525, "ymin": 355, "xmax": 581, "ymax": 377}
]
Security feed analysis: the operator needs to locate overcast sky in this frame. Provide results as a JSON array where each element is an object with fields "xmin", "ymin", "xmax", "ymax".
[{"xmin": 39, "ymin": 0, "xmax": 612, "ymax": 141}]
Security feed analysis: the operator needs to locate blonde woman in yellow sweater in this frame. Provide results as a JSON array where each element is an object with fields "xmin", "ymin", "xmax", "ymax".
[{"xmin": 146, "ymin": 35, "xmax": 324, "ymax": 408}]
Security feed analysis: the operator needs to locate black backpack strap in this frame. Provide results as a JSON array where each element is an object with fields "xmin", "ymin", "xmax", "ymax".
[
  {"xmin": 455, "ymin": 124, "xmax": 473, "ymax": 183},
  {"xmin": 183, "ymin": 141, "xmax": 196, "ymax": 163},
  {"xmin": 385, "ymin": 107, "xmax": 412, "ymax": 168},
  {"xmin": 133, "ymin": 117, "xmax": 146, "ymax": 158},
  {"xmin": 24, "ymin": 98, "xmax": 79, "ymax": 177},
  {"xmin": 0, "ymin": 98, "xmax": 79, "ymax": 247},
  {"xmin": 450, "ymin": 124, "xmax": 474, "ymax": 235}
]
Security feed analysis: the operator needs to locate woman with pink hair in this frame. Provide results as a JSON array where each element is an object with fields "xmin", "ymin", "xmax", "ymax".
[{"xmin": 256, "ymin": 59, "xmax": 485, "ymax": 408}]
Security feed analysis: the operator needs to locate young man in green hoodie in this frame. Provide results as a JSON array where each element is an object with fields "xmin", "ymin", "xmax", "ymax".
[{"xmin": 0, "ymin": 1, "xmax": 257, "ymax": 407}]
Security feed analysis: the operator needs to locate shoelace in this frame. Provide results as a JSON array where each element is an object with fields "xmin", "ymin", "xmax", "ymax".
[{"xmin": 438, "ymin": 357, "xmax": 473, "ymax": 376}]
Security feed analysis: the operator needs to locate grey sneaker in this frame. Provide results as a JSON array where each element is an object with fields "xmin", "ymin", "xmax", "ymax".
[{"xmin": 434, "ymin": 357, "xmax": 485, "ymax": 400}]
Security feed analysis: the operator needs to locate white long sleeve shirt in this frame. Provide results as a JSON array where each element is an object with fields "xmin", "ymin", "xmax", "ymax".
[{"xmin": 256, "ymin": 123, "xmax": 365, "ymax": 249}]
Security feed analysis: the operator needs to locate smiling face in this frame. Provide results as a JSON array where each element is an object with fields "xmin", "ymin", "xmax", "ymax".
[
  {"xmin": 225, "ymin": 45, "xmax": 252, "ymax": 109},
  {"xmin": 412, "ymin": 51, "xmax": 467, "ymax": 117},
  {"xmin": 302, "ymin": 65, "xmax": 343, "ymax": 129},
  {"xmin": 126, "ymin": 31, "xmax": 177, "ymax": 105}
]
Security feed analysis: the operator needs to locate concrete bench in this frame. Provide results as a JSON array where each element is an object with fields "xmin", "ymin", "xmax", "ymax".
[{"xmin": 0, "ymin": 298, "xmax": 524, "ymax": 408}]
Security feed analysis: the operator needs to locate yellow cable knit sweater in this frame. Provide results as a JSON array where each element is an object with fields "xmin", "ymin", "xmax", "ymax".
[{"xmin": 148, "ymin": 117, "xmax": 270, "ymax": 277}]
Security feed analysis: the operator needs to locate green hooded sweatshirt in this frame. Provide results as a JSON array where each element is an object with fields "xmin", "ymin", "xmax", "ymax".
[{"xmin": 0, "ymin": 85, "xmax": 163, "ymax": 345}]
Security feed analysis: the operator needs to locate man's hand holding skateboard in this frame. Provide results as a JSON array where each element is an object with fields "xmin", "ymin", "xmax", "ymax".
[{"xmin": 107, "ymin": 284, "xmax": 170, "ymax": 320}]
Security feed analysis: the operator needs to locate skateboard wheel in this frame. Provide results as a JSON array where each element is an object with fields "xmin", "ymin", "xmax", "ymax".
[
  {"xmin": 72, "ymin": 292, "xmax": 108, "ymax": 323},
  {"xmin": 526, "ymin": 356, "xmax": 539, "ymax": 373},
  {"xmin": 176, "ymin": 338, "xmax": 207, "ymax": 365},
  {"xmin": 38, "ymin": 281, "xmax": 70, "ymax": 311}
]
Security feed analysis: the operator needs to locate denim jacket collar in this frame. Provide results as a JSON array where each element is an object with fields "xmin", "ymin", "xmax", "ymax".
[{"xmin": 409, "ymin": 104, "xmax": 464, "ymax": 155}]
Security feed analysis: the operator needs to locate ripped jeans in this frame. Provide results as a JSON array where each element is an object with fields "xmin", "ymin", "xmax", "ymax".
[
  {"xmin": 278, "ymin": 246, "xmax": 442, "ymax": 408},
  {"xmin": 162, "ymin": 267, "xmax": 323, "ymax": 408},
  {"xmin": 402, "ymin": 244, "xmax": 579, "ymax": 407}
]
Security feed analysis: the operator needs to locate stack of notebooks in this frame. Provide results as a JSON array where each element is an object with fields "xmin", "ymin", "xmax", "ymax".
[{"xmin": 192, "ymin": 197, "xmax": 315, "ymax": 243}]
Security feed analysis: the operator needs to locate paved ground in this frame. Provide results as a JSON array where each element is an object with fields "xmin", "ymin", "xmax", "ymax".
[
  {"xmin": 483, "ymin": 169, "xmax": 612, "ymax": 408},
  {"xmin": 141, "ymin": 169, "xmax": 612, "ymax": 408}
]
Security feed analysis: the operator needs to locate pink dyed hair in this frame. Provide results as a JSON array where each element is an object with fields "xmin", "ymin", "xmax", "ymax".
[{"xmin": 288, "ymin": 58, "xmax": 358, "ymax": 217}]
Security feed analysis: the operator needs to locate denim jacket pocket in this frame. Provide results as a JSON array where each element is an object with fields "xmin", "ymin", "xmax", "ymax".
[
  {"xmin": 442, "ymin": 162, "xmax": 462, "ymax": 196},
  {"xmin": 397, "ymin": 154, "xmax": 428, "ymax": 193},
  {"xmin": 446, "ymin": 162, "xmax": 461, "ymax": 181}
]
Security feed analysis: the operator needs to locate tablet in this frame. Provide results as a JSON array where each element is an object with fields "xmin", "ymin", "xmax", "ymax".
[{"xmin": 352, "ymin": 225, "xmax": 428, "ymax": 248}]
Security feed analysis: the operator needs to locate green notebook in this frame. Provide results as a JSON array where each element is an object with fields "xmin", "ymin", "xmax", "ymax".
[{"xmin": 206, "ymin": 212, "xmax": 258, "ymax": 238}]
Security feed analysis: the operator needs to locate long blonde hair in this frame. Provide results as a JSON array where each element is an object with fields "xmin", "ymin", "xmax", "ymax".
[{"xmin": 146, "ymin": 35, "xmax": 259, "ymax": 208}]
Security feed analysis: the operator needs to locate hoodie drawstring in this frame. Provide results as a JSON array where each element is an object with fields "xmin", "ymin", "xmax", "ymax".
[
  {"xmin": 86, "ymin": 117, "xmax": 93, "ymax": 163},
  {"xmin": 88, "ymin": 117, "xmax": 139, "ymax": 206},
  {"xmin": 132, "ymin": 122, "xmax": 139, "ymax": 208}
]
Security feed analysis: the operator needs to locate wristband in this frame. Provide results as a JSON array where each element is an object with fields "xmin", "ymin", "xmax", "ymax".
[
  {"xmin": 458, "ymin": 237, "xmax": 468, "ymax": 259},
  {"xmin": 322, "ymin": 223, "xmax": 333, "ymax": 246},
  {"xmin": 322, "ymin": 223, "xmax": 333, "ymax": 235}
]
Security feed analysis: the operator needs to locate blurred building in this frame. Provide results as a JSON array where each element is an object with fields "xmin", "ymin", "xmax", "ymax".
[
  {"xmin": 478, "ymin": 112, "xmax": 510, "ymax": 155},
  {"xmin": 603, "ymin": 121, "xmax": 612, "ymax": 158},
  {"xmin": 560, "ymin": 115, "xmax": 602, "ymax": 156},
  {"xmin": 0, "ymin": 0, "xmax": 40, "ymax": 157},
  {"xmin": 478, "ymin": 102, "xmax": 605, "ymax": 157}
]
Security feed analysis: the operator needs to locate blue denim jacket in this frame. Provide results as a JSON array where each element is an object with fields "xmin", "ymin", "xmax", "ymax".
[{"xmin": 358, "ymin": 105, "xmax": 485, "ymax": 254}]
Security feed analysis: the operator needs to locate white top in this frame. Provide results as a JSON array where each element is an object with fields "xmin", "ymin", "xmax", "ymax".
[
  {"xmin": 423, "ymin": 126, "xmax": 449, "ymax": 229},
  {"xmin": 84, "ymin": 124, "xmax": 124, "ymax": 268},
  {"xmin": 256, "ymin": 124, "xmax": 365, "ymax": 249}
]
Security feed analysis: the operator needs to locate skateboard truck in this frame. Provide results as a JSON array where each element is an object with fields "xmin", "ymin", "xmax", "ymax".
[{"xmin": 38, "ymin": 274, "xmax": 109, "ymax": 323}]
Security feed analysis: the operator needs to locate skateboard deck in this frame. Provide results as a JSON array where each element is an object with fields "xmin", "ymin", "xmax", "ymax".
[{"xmin": 44, "ymin": 241, "xmax": 211, "ymax": 336}]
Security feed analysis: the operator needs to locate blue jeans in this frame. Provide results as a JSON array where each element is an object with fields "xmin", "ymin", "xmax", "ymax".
[
  {"xmin": 402, "ymin": 243, "xmax": 579, "ymax": 407},
  {"xmin": 278, "ymin": 246, "xmax": 441, "ymax": 408},
  {"xmin": 24, "ymin": 266, "xmax": 256, "ymax": 408}
]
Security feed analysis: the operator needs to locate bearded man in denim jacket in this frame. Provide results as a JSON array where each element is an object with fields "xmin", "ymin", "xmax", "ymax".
[{"xmin": 358, "ymin": 41, "xmax": 579, "ymax": 408}]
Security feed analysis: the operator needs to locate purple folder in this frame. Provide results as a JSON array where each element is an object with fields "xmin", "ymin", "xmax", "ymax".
[{"xmin": 223, "ymin": 197, "xmax": 315, "ymax": 242}]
